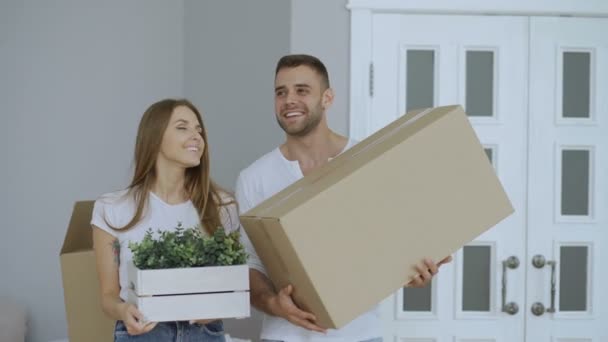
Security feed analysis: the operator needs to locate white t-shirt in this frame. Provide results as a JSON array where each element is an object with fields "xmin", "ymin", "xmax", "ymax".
[
  {"xmin": 236, "ymin": 139, "xmax": 383, "ymax": 342},
  {"xmin": 91, "ymin": 189, "xmax": 241, "ymax": 301}
]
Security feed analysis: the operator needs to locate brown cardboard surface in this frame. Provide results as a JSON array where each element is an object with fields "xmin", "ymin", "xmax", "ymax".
[
  {"xmin": 241, "ymin": 105, "xmax": 514, "ymax": 329},
  {"xmin": 60, "ymin": 201, "xmax": 114, "ymax": 341}
]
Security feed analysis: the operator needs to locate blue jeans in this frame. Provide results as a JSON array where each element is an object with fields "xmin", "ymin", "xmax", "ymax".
[
  {"xmin": 114, "ymin": 320, "xmax": 225, "ymax": 342},
  {"xmin": 262, "ymin": 339, "xmax": 382, "ymax": 342}
]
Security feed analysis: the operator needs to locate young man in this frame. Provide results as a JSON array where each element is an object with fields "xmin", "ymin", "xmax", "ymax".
[{"xmin": 236, "ymin": 54, "xmax": 451, "ymax": 342}]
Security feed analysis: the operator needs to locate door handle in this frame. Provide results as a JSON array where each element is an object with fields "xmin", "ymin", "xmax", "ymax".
[
  {"xmin": 501, "ymin": 256, "xmax": 520, "ymax": 315},
  {"xmin": 532, "ymin": 254, "xmax": 557, "ymax": 314}
]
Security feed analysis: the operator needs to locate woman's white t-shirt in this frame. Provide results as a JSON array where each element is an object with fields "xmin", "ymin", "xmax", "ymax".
[{"xmin": 91, "ymin": 189, "xmax": 240, "ymax": 301}]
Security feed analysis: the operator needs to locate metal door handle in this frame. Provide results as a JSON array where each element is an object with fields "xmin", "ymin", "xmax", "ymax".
[
  {"xmin": 501, "ymin": 256, "xmax": 519, "ymax": 315},
  {"xmin": 531, "ymin": 302, "xmax": 545, "ymax": 316},
  {"xmin": 532, "ymin": 254, "xmax": 557, "ymax": 314}
]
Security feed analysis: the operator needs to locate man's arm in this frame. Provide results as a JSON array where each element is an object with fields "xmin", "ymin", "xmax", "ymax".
[
  {"xmin": 249, "ymin": 268, "xmax": 278, "ymax": 314},
  {"xmin": 235, "ymin": 172, "xmax": 326, "ymax": 332}
]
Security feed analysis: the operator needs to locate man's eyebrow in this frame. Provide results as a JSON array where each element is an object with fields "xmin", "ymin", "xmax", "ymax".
[{"xmin": 275, "ymin": 84, "xmax": 311, "ymax": 91}]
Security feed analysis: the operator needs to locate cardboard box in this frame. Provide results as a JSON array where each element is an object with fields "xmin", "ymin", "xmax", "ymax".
[
  {"xmin": 127, "ymin": 261, "xmax": 250, "ymax": 322},
  {"xmin": 60, "ymin": 201, "xmax": 114, "ymax": 342},
  {"xmin": 240, "ymin": 105, "xmax": 514, "ymax": 329}
]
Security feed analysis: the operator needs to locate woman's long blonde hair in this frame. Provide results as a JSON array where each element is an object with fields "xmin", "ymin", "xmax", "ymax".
[{"xmin": 113, "ymin": 98, "xmax": 227, "ymax": 234}]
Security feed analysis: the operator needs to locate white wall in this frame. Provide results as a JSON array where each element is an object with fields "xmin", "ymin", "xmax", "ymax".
[{"xmin": 0, "ymin": 1, "xmax": 184, "ymax": 341}]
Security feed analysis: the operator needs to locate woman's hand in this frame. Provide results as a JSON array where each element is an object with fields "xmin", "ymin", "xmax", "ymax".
[{"xmin": 119, "ymin": 303, "xmax": 157, "ymax": 335}]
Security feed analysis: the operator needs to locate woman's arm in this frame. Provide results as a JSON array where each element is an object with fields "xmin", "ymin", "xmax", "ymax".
[{"xmin": 92, "ymin": 226, "xmax": 156, "ymax": 335}]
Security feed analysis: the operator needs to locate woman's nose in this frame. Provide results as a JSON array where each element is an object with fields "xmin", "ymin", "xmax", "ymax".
[{"xmin": 191, "ymin": 130, "xmax": 202, "ymax": 141}]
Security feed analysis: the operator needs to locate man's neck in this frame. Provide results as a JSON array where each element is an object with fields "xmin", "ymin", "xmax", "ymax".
[{"xmin": 280, "ymin": 127, "xmax": 348, "ymax": 175}]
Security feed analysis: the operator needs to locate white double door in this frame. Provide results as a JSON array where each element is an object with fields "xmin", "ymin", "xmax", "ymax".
[{"xmin": 369, "ymin": 14, "xmax": 608, "ymax": 342}]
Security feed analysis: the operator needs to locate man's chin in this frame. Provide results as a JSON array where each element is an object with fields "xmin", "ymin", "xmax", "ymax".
[
  {"xmin": 277, "ymin": 116, "xmax": 321, "ymax": 137},
  {"xmin": 285, "ymin": 126, "xmax": 305, "ymax": 135}
]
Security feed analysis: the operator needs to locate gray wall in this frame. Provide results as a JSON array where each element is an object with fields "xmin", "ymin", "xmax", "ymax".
[
  {"xmin": 183, "ymin": 1, "xmax": 291, "ymax": 339},
  {"xmin": 184, "ymin": 0, "xmax": 289, "ymax": 190},
  {"xmin": 0, "ymin": 0, "xmax": 350, "ymax": 341},
  {"xmin": 184, "ymin": 0, "xmax": 351, "ymax": 190},
  {"xmin": 291, "ymin": 0, "xmax": 351, "ymax": 136},
  {"xmin": 209, "ymin": 1, "xmax": 351, "ymax": 339},
  {"xmin": 0, "ymin": 1, "xmax": 184, "ymax": 341}
]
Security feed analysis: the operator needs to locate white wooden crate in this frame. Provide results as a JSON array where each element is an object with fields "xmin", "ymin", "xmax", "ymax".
[{"xmin": 127, "ymin": 261, "xmax": 250, "ymax": 322}]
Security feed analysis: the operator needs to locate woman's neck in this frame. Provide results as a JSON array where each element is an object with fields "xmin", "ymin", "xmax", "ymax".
[{"xmin": 152, "ymin": 160, "xmax": 188, "ymax": 204}]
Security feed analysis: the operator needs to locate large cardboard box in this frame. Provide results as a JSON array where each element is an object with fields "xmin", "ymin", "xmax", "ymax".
[
  {"xmin": 60, "ymin": 201, "xmax": 114, "ymax": 342},
  {"xmin": 240, "ymin": 105, "xmax": 514, "ymax": 329}
]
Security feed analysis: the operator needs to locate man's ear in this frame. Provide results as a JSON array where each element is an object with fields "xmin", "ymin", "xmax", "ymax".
[{"xmin": 322, "ymin": 88, "xmax": 335, "ymax": 110}]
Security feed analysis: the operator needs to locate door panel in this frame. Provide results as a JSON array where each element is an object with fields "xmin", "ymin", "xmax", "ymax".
[
  {"xmin": 370, "ymin": 14, "xmax": 607, "ymax": 342},
  {"xmin": 527, "ymin": 17, "xmax": 608, "ymax": 342},
  {"xmin": 372, "ymin": 14, "xmax": 528, "ymax": 342}
]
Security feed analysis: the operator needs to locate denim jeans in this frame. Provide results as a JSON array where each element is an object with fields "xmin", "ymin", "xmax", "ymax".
[
  {"xmin": 262, "ymin": 339, "xmax": 382, "ymax": 342},
  {"xmin": 114, "ymin": 320, "xmax": 225, "ymax": 342}
]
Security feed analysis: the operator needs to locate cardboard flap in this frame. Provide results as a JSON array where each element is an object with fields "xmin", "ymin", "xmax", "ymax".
[
  {"xmin": 61, "ymin": 201, "xmax": 95, "ymax": 254},
  {"xmin": 240, "ymin": 216, "xmax": 332, "ymax": 326},
  {"xmin": 60, "ymin": 250, "xmax": 115, "ymax": 341},
  {"xmin": 240, "ymin": 217, "xmax": 291, "ymax": 282}
]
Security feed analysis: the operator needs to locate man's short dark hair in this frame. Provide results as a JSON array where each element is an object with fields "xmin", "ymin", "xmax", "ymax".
[{"xmin": 275, "ymin": 54, "xmax": 330, "ymax": 90}]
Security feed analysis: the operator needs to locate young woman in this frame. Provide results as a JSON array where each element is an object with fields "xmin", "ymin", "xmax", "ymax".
[{"xmin": 92, "ymin": 99, "xmax": 239, "ymax": 341}]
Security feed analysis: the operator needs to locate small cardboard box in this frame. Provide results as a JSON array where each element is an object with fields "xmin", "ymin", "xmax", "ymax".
[
  {"xmin": 127, "ymin": 261, "xmax": 250, "ymax": 322},
  {"xmin": 60, "ymin": 201, "xmax": 114, "ymax": 342},
  {"xmin": 240, "ymin": 105, "xmax": 514, "ymax": 329}
]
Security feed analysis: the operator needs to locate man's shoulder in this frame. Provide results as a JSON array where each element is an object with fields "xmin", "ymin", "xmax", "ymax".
[
  {"xmin": 346, "ymin": 138, "xmax": 359, "ymax": 149},
  {"xmin": 238, "ymin": 148, "xmax": 281, "ymax": 181}
]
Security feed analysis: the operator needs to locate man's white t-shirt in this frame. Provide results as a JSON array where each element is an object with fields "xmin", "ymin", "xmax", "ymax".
[
  {"xmin": 235, "ymin": 139, "xmax": 382, "ymax": 342},
  {"xmin": 91, "ymin": 190, "xmax": 241, "ymax": 302}
]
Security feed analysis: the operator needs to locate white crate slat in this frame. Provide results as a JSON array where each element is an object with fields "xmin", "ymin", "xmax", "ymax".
[
  {"xmin": 127, "ymin": 290, "xmax": 250, "ymax": 322},
  {"xmin": 128, "ymin": 262, "xmax": 249, "ymax": 296}
]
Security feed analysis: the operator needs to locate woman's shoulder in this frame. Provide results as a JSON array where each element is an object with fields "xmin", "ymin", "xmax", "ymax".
[
  {"xmin": 95, "ymin": 189, "xmax": 132, "ymax": 207},
  {"xmin": 91, "ymin": 189, "xmax": 137, "ymax": 232},
  {"xmin": 94, "ymin": 189, "xmax": 138, "ymax": 220}
]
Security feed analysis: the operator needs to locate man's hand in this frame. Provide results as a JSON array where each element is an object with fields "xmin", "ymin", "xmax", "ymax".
[
  {"xmin": 249, "ymin": 269, "xmax": 325, "ymax": 332},
  {"xmin": 268, "ymin": 284, "xmax": 327, "ymax": 333},
  {"xmin": 406, "ymin": 255, "xmax": 453, "ymax": 288}
]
